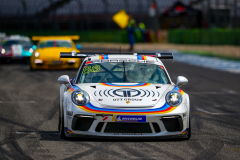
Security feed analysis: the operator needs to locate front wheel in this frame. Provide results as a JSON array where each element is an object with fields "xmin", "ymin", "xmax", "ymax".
[
  {"xmin": 60, "ymin": 109, "xmax": 66, "ymax": 139},
  {"xmin": 30, "ymin": 63, "xmax": 35, "ymax": 71},
  {"xmin": 184, "ymin": 116, "xmax": 191, "ymax": 140},
  {"xmin": 58, "ymin": 105, "xmax": 61, "ymax": 132}
]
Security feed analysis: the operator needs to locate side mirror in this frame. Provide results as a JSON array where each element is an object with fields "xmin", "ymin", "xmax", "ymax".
[
  {"xmin": 76, "ymin": 44, "xmax": 82, "ymax": 50},
  {"xmin": 31, "ymin": 45, "xmax": 37, "ymax": 50},
  {"xmin": 58, "ymin": 75, "xmax": 70, "ymax": 85},
  {"xmin": 176, "ymin": 76, "xmax": 188, "ymax": 88}
]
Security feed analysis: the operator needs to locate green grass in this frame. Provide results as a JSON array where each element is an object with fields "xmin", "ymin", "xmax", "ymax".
[{"xmin": 179, "ymin": 50, "xmax": 240, "ymax": 62}]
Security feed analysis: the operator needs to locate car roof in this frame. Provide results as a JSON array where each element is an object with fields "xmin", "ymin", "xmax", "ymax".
[
  {"xmin": 3, "ymin": 35, "xmax": 30, "ymax": 41},
  {"xmin": 83, "ymin": 55, "xmax": 163, "ymax": 65}
]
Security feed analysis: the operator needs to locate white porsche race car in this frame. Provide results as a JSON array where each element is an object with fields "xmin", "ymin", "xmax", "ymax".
[{"xmin": 58, "ymin": 52, "xmax": 191, "ymax": 140}]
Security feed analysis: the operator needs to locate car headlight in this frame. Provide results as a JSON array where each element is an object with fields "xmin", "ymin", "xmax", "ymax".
[
  {"xmin": 34, "ymin": 52, "xmax": 40, "ymax": 57},
  {"xmin": 71, "ymin": 90, "xmax": 90, "ymax": 106},
  {"xmin": 165, "ymin": 90, "xmax": 182, "ymax": 106},
  {"xmin": 29, "ymin": 48, "xmax": 33, "ymax": 53},
  {"xmin": 1, "ymin": 48, "xmax": 5, "ymax": 54}
]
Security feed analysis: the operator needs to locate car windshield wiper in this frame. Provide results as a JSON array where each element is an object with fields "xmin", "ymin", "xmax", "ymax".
[{"xmin": 123, "ymin": 61, "xmax": 126, "ymax": 82}]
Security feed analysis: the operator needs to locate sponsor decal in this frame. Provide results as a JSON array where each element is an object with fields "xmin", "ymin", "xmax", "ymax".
[
  {"xmin": 137, "ymin": 55, "xmax": 147, "ymax": 60},
  {"xmin": 114, "ymin": 133, "xmax": 142, "ymax": 135},
  {"xmin": 159, "ymin": 66, "xmax": 164, "ymax": 70},
  {"xmin": 103, "ymin": 116, "xmax": 108, "ymax": 121},
  {"xmin": 113, "ymin": 98, "xmax": 142, "ymax": 101},
  {"xmin": 82, "ymin": 65, "xmax": 100, "ymax": 74},
  {"xmin": 181, "ymin": 128, "xmax": 187, "ymax": 134},
  {"xmin": 113, "ymin": 115, "xmax": 146, "ymax": 122},
  {"xmin": 66, "ymin": 128, "xmax": 74, "ymax": 134},
  {"xmin": 86, "ymin": 61, "xmax": 92, "ymax": 64},
  {"xmin": 99, "ymin": 55, "xmax": 109, "ymax": 60},
  {"xmin": 113, "ymin": 88, "xmax": 141, "ymax": 97}
]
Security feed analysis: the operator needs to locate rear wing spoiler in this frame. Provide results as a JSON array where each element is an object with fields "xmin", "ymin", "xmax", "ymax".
[
  {"xmin": 32, "ymin": 35, "xmax": 80, "ymax": 41},
  {"xmin": 60, "ymin": 52, "xmax": 173, "ymax": 60}
]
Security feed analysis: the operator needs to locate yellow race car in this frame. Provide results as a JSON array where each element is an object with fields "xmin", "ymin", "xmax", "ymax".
[{"xmin": 30, "ymin": 36, "xmax": 81, "ymax": 70}]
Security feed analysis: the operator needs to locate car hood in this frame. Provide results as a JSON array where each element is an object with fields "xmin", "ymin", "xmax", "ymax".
[{"xmin": 77, "ymin": 83, "xmax": 172, "ymax": 108}]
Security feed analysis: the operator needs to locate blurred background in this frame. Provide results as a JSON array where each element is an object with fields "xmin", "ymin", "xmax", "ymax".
[{"xmin": 0, "ymin": 0, "xmax": 240, "ymax": 45}]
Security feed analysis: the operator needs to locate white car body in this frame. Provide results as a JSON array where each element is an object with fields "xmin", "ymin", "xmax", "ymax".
[{"xmin": 59, "ymin": 54, "xmax": 190, "ymax": 139}]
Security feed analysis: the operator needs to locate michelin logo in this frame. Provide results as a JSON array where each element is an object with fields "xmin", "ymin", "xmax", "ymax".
[{"xmin": 115, "ymin": 115, "xmax": 146, "ymax": 122}]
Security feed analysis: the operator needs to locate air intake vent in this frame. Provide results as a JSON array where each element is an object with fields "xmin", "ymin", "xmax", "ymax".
[
  {"xmin": 152, "ymin": 123, "xmax": 161, "ymax": 132},
  {"xmin": 72, "ymin": 116, "xmax": 94, "ymax": 131},
  {"xmin": 162, "ymin": 116, "xmax": 183, "ymax": 132},
  {"xmin": 95, "ymin": 122, "xmax": 104, "ymax": 132},
  {"xmin": 104, "ymin": 123, "xmax": 152, "ymax": 133}
]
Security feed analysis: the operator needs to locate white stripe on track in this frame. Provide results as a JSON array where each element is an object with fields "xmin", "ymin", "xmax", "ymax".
[{"xmin": 146, "ymin": 50, "xmax": 240, "ymax": 74}]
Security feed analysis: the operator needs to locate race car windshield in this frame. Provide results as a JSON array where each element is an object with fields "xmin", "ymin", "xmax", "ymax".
[
  {"xmin": 38, "ymin": 40, "xmax": 72, "ymax": 48},
  {"xmin": 2, "ymin": 40, "xmax": 32, "ymax": 47},
  {"xmin": 79, "ymin": 62, "xmax": 170, "ymax": 84}
]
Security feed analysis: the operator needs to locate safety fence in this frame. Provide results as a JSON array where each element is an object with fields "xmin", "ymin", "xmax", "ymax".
[{"xmin": 168, "ymin": 29, "xmax": 240, "ymax": 45}]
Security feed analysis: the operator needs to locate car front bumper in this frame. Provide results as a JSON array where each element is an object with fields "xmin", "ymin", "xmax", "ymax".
[
  {"xmin": 64, "ymin": 109, "xmax": 189, "ymax": 138},
  {"xmin": 31, "ymin": 59, "xmax": 80, "ymax": 70}
]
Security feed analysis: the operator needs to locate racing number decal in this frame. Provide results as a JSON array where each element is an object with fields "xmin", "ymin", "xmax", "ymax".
[
  {"xmin": 82, "ymin": 65, "xmax": 100, "ymax": 74},
  {"xmin": 82, "ymin": 66, "xmax": 91, "ymax": 74},
  {"xmin": 91, "ymin": 65, "xmax": 100, "ymax": 72}
]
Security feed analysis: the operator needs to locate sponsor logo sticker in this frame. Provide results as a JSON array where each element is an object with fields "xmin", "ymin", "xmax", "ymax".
[
  {"xmin": 114, "ymin": 133, "xmax": 142, "ymax": 135},
  {"xmin": 113, "ymin": 98, "xmax": 142, "ymax": 101},
  {"xmin": 103, "ymin": 116, "xmax": 108, "ymax": 121},
  {"xmin": 112, "ymin": 88, "xmax": 141, "ymax": 97},
  {"xmin": 113, "ymin": 115, "xmax": 146, "ymax": 122}
]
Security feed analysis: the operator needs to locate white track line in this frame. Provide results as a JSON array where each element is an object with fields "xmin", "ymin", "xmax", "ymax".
[
  {"xmin": 16, "ymin": 132, "xmax": 59, "ymax": 135},
  {"xmin": 147, "ymin": 50, "xmax": 240, "ymax": 74},
  {"xmin": 196, "ymin": 108, "xmax": 240, "ymax": 115},
  {"xmin": 0, "ymin": 101, "xmax": 35, "ymax": 103}
]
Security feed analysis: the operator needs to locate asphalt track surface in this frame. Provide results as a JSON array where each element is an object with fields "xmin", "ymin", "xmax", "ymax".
[{"xmin": 0, "ymin": 48, "xmax": 240, "ymax": 160}]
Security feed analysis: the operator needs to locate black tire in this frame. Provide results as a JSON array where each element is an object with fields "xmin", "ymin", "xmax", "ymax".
[
  {"xmin": 58, "ymin": 105, "xmax": 61, "ymax": 132},
  {"xmin": 30, "ymin": 63, "xmax": 34, "ymax": 71},
  {"xmin": 60, "ymin": 109, "xmax": 66, "ymax": 139},
  {"xmin": 184, "ymin": 116, "xmax": 191, "ymax": 140},
  {"xmin": 6, "ymin": 58, "xmax": 12, "ymax": 64},
  {"xmin": 25, "ymin": 57, "xmax": 30, "ymax": 64}
]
